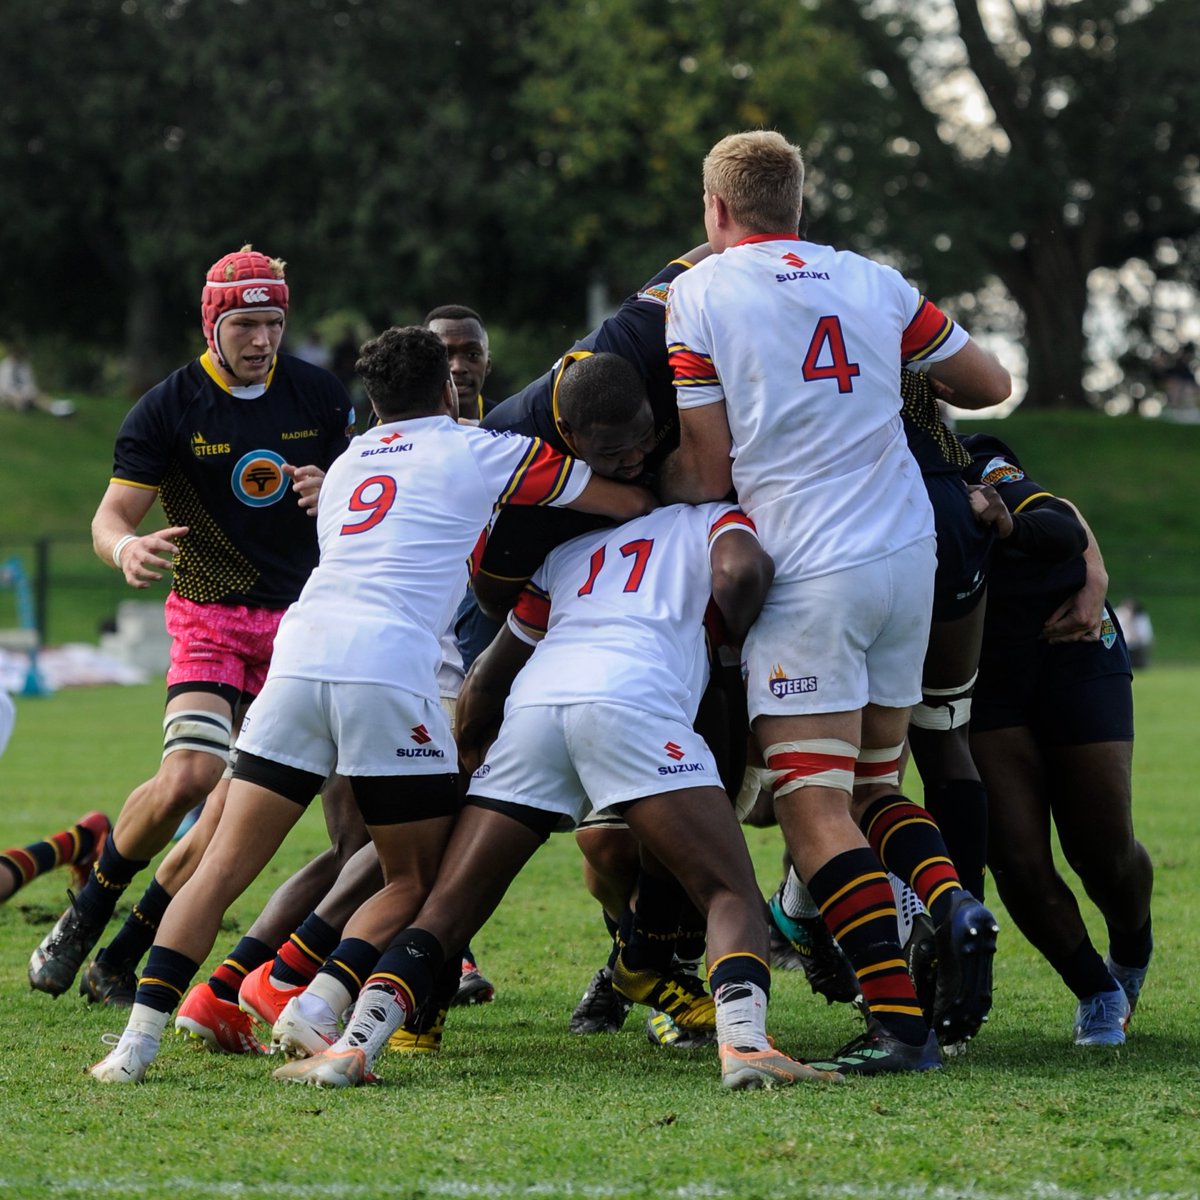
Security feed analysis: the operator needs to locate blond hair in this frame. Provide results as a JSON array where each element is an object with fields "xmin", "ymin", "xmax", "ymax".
[{"xmin": 703, "ymin": 131, "xmax": 804, "ymax": 234}]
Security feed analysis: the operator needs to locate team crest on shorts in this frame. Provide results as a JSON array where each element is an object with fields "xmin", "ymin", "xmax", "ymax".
[
  {"xmin": 769, "ymin": 664, "xmax": 818, "ymax": 698},
  {"xmin": 1099, "ymin": 608, "xmax": 1117, "ymax": 649},
  {"xmin": 232, "ymin": 450, "xmax": 287, "ymax": 507}
]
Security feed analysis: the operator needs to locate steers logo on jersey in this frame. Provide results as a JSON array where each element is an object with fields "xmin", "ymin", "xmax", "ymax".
[{"xmin": 231, "ymin": 450, "xmax": 287, "ymax": 507}]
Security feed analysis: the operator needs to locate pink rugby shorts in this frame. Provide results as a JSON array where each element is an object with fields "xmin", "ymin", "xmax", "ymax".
[{"xmin": 164, "ymin": 592, "xmax": 286, "ymax": 696}]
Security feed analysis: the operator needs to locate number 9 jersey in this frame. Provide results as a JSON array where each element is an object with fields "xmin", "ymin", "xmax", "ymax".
[{"xmin": 266, "ymin": 416, "xmax": 591, "ymax": 699}]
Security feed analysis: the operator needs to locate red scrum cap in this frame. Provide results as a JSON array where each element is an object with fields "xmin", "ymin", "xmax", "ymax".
[{"xmin": 201, "ymin": 244, "xmax": 288, "ymax": 366}]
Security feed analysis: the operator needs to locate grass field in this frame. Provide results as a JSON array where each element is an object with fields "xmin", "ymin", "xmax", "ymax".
[
  {"xmin": 2, "ymin": 403, "xmax": 1199, "ymax": 659},
  {"xmin": 0, "ymin": 671, "xmax": 1196, "ymax": 1200}
]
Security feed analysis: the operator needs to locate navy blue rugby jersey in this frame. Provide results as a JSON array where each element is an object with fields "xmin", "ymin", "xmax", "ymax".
[
  {"xmin": 485, "ymin": 256, "xmax": 692, "ymax": 464},
  {"xmin": 112, "ymin": 352, "xmax": 352, "ymax": 607},
  {"xmin": 475, "ymin": 257, "xmax": 692, "ymax": 582},
  {"xmin": 960, "ymin": 434, "xmax": 1088, "ymax": 635}
]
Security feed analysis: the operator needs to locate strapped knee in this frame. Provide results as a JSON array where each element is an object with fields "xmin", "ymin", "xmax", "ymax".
[
  {"xmin": 910, "ymin": 671, "xmax": 977, "ymax": 732},
  {"xmin": 764, "ymin": 739, "xmax": 857, "ymax": 798},
  {"xmin": 855, "ymin": 743, "xmax": 905, "ymax": 789},
  {"xmin": 161, "ymin": 709, "xmax": 233, "ymax": 764}
]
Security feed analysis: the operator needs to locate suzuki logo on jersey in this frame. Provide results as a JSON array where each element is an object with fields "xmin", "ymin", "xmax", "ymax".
[
  {"xmin": 362, "ymin": 431, "xmax": 413, "ymax": 456},
  {"xmin": 781, "ymin": 252, "xmax": 807, "ymax": 269},
  {"xmin": 242, "ymin": 287, "xmax": 270, "ymax": 303},
  {"xmin": 231, "ymin": 450, "xmax": 287, "ymax": 507},
  {"xmin": 769, "ymin": 663, "xmax": 818, "ymax": 698},
  {"xmin": 664, "ymin": 742, "xmax": 685, "ymax": 761},
  {"xmin": 410, "ymin": 725, "xmax": 431, "ymax": 744}
]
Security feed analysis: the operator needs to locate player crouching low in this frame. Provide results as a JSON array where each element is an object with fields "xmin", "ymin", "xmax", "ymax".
[{"xmin": 272, "ymin": 494, "xmax": 843, "ymax": 1091}]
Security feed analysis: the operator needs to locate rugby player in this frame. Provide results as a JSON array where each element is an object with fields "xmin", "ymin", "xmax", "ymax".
[
  {"xmin": 662, "ymin": 130, "xmax": 1009, "ymax": 1072},
  {"xmin": 29, "ymin": 247, "xmax": 354, "ymax": 1005},
  {"xmin": 89, "ymin": 325, "xmax": 654, "ymax": 1083}
]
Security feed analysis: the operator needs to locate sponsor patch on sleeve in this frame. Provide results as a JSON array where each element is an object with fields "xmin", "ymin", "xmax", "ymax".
[{"xmin": 980, "ymin": 456, "xmax": 1024, "ymax": 486}]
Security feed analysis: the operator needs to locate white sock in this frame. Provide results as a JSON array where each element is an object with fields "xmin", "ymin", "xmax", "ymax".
[
  {"xmin": 714, "ymin": 980, "xmax": 771, "ymax": 1052},
  {"xmin": 126, "ymin": 1003, "xmax": 171, "ymax": 1047},
  {"xmin": 332, "ymin": 981, "xmax": 410, "ymax": 1066},
  {"xmin": 303, "ymin": 974, "xmax": 353, "ymax": 1026},
  {"xmin": 781, "ymin": 867, "xmax": 819, "ymax": 920}
]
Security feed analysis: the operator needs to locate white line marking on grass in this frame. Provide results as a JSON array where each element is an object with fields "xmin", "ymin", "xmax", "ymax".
[{"xmin": 7, "ymin": 1182, "xmax": 1198, "ymax": 1200}]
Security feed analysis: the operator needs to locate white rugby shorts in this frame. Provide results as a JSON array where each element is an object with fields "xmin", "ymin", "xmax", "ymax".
[
  {"xmin": 744, "ymin": 537, "xmax": 936, "ymax": 721},
  {"xmin": 467, "ymin": 702, "xmax": 722, "ymax": 829},
  {"xmin": 236, "ymin": 677, "xmax": 455, "ymax": 779}
]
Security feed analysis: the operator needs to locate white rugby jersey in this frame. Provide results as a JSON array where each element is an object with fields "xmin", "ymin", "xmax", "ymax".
[
  {"xmin": 667, "ymin": 236, "xmax": 966, "ymax": 583},
  {"xmin": 506, "ymin": 502, "xmax": 756, "ymax": 723},
  {"xmin": 268, "ymin": 416, "xmax": 591, "ymax": 694}
]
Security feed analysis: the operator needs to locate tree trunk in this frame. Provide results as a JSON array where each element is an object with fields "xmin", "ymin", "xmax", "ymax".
[
  {"xmin": 124, "ymin": 274, "xmax": 173, "ymax": 398},
  {"xmin": 998, "ymin": 228, "xmax": 1092, "ymax": 410}
]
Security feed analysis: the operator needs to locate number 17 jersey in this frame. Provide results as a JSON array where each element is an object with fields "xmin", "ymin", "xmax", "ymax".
[{"xmin": 508, "ymin": 502, "xmax": 755, "ymax": 724}]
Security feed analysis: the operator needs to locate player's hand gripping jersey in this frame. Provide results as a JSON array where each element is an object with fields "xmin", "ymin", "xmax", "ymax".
[
  {"xmin": 111, "ymin": 352, "xmax": 352, "ymax": 607},
  {"xmin": 667, "ymin": 238, "xmax": 968, "ymax": 583},
  {"xmin": 266, "ymin": 418, "xmax": 591, "ymax": 698},
  {"xmin": 507, "ymin": 502, "xmax": 756, "ymax": 724}
]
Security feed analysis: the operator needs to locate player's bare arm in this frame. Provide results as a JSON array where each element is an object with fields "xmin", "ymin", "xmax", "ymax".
[
  {"xmin": 91, "ymin": 481, "xmax": 188, "ymax": 590},
  {"xmin": 471, "ymin": 570, "xmax": 526, "ymax": 623},
  {"xmin": 709, "ymin": 526, "xmax": 774, "ymax": 645},
  {"xmin": 659, "ymin": 401, "xmax": 735, "ymax": 505},
  {"xmin": 925, "ymin": 338, "xmax": 1012, "ymax": 410},
  {"xmin": 566, "ymin": 476, "xmax": 657, "ymax": 521},
  {"xmin": 455, "ymin": 621, "xmax": 539, "ymax": 773}
]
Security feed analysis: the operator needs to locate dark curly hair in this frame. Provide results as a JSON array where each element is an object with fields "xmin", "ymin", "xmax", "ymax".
[
  {"xmin": 557, "ymin": 352, "xmax": 649, "ymax": 434},
  {"xmin": 355, "ymin": 325, "xmax": 451, "ymax": 421}
]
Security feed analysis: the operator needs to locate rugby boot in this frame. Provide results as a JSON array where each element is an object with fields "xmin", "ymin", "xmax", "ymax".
[
  {"xmin": 1105, "ymin": 953, "xmax": 1150, "ymax": 1021},
  {"xmin": 79, "ymin": 957, "xmax": 137, "ymax": 1008},
  {"xmin": 1074, "ymin": 987, "xmax": 1130, "ymax": 1047},
  {"xmin": 767, "ymin": 893, "xmax": 862, "ymax": 1007},
  {"xmin": 720, "ymin": 1044, "xmax": 844, "ymax": 1089},
  {"xmin": 807, "ymin": 1019, "xmax": 943, "ymax": 1076},
  {"xmin": 238, "ymin": 961, "xmax": 303, "ymax": 1029},
  {"xmin": 646, "ymin": 1010, "xmax": 716, "ymax": 1050},
  {"xmin": 175, "ymin": 982, "xmax": 266, "ymax": 1054},
  {"xmin": 612, "ymin": 954, "xmax": 715, "ymax": 1033},
  {"xmin": 451, "ymin": 954, "xmax": 495, "ymax": 1007},
  {"xmin": 90, "ymin": 1031, "xmax": 159, "ymax": 1085},
  {"xmin": 29, "ymin": 892, "xmax": 104, "ymax": 996},
  {"xmin": 569, "ymin": 965, "xmax": 632, "ymax": 1034},
  {"xmin": 931, "ymin": 891, "xmax": 999, "ymax": 1046},
  {"xmin": 272, "ymin": 993, "xmax": 340, "ymax": 1059},
  {"xmin": 273, "ymin": 1047, "xmax": 371, "ymax": 1088}
]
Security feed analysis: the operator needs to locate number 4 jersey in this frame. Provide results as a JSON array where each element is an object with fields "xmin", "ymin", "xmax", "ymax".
[
  {"xmin": 667, "ymin": 235, "xmax": 967, "ymax": 584},
  {"xmin": 267, "ymin": 416, "xmax": 591, "ymax": 695},
  {"xmin": 507, "ymin": 502, "xmax": 756, "ymax": 725}
]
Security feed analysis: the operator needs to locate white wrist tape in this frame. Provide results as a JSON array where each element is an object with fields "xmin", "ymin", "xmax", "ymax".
[{"xmin": 112, "ymin": 534, "xmax": 137, "ymax": 568}]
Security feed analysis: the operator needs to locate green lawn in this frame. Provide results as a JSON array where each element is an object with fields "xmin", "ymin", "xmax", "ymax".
[
  {"xmin": 0, "ymin": 671, "xmax": 1196, "ymax": 1199},
  {"xmin": 3, "ymin": 403, "xmax": 1198, "ymax": 658}
]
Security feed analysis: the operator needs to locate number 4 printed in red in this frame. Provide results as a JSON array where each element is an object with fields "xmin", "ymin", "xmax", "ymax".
[{"xmin": 802, "ymin": 316, "xmax": 860, "ymax": 394}]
